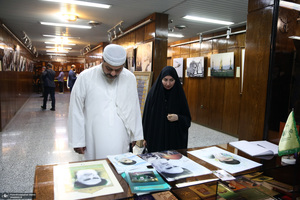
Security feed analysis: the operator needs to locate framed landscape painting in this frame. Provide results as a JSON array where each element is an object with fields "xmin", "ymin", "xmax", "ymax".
[{"xmin": 210, "ymin": 52, "xmax": 234, "ymax": 77}]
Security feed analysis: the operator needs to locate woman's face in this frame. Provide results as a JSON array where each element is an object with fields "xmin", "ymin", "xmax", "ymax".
[{"xmin": 162, "ymin": 75, "xmax": 175, "ymax": 90}]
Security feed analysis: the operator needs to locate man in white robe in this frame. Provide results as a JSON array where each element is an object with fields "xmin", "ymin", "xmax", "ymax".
[{"xmin": 68, "ymin": 44, "xmax": 143, "ymax": 160}]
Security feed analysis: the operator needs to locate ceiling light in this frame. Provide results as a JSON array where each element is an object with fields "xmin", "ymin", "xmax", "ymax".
[
  {"xmin": 183, "ymin": 15, "xmax": 234, "ymax": 25},
  {"xmin": 45, "ymin": 41, "xmax": 76, "ymax": 45},
  {"xmin": 40, "ymin": 22, "xmax": 92, "ymax": 29},
  {"xmin": 62, "ymin": 13, "xmax": 78, "ymax": 22},
  {"xmin": 43, "ymin": 34, "xmax": 80, "ymax": 39},
  {"xmin": 46, "ymin": 50, "xmax": 69, "ymax": 53},
  {"xmin": 280, "ymin": 1, "xmax": 300, "ymax": 11},
  {"xmin": 168, "ymin": 33, "xmax": 184, "ymax": 38},
  {"xmin": 46, "ymin": 53, "xmax": 67, "ymax": 56},
  {"xmin": 46, "ymin": 46, "xmax": 72, "ymax": 49},
  {"xmin": 41, "ymin": 0, "xmax": 111, "ymax": 9}
]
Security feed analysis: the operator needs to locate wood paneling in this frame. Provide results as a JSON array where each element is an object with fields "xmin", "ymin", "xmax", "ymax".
[
  {"xmin": 238, "ymin": 4, "xmax": 274, "ymax": 140},
  {"xmin": 169, "ymin": 29, "xmax": 246, "ymax": 137}
]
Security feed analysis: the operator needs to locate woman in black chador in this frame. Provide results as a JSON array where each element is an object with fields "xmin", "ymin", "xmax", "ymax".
[{"xmin": 142, "ymin": 66, "xmax": 191, "ymax": 153}]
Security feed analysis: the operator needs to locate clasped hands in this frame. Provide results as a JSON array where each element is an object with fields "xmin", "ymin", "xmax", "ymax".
[{"xmin": 167, "ymin": 114, "xmax": 178, "ymax": 122}]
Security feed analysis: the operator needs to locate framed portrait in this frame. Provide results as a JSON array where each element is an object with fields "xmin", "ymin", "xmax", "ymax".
[
  {"xmin": 210, "ymin": 52, "xmax": 234, "ymax": 77},
  {"xmin": 186, "ymin": 57, "xmax": 205, "ymax": 77},
  {"xmin": 136, "ymin": 42, "xmax": 153, "ymax": 72},
  {"xmin": 173, "ymin": 57, "xmax": 184, "ymax": 83},
  {"xmin": 126, "ymin": 47, "xmax": 135, "ymax": 72}
]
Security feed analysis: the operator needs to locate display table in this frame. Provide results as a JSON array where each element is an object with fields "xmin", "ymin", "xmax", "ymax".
[{"xmin": 33, "ymin": 144, "xmax": 300, "ymax": 200}]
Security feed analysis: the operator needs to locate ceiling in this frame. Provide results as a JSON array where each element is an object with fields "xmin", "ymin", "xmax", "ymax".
[{"xmin": 0, "ymin": 0, "xmax": 248, "ymax": 57}]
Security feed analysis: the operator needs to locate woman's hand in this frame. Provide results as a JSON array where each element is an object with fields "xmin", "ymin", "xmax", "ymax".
[
  {"xmin": 74, "ymin": 147, "xmax": 86, "ymax": 154},
  {"xmin": 167, "ymin": 114, "xmax": 178, "ymax": 122}
]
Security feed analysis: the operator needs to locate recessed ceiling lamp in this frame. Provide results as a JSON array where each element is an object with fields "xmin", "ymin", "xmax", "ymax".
[
  {"xmin": 41, "ymin": 0, "xmax": 111, "ymax": 9},
  {"xmin": 62, "ymin": 13, "xmax": 78, "ymax": 22},
  {"xmin": 40, "ymin": 22, "xmax": 92, "ymax": 29},
  {"xmin": 168, "ymin": 33, "xmax": 184, "ymax": 38},
  {"xmin": 183, "ymin": 15, "xmax": 234, "ymax": 25}
]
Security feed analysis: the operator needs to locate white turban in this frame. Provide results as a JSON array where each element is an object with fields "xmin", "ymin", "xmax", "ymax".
[{"xmin": 103, "ymin": 44, "xmax": 126, "ymax": 66}]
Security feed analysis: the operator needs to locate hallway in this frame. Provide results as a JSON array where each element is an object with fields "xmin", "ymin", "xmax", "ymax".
[{"xmin": 0, "ymin": 92, "xmax": 237, "ymax": 193}]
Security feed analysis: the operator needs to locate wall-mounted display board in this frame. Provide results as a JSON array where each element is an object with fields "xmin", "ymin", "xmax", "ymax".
[
  {"xmin": 186, "ymin": 56, "xmax": 205, "ymax": 77},
  {"xmin": 134, "ymin": 71, "xmax": 153, "ymax": 116},
  {"xmin": 210, "ymin": 52, "xmax": 234, "ymax": 77}
]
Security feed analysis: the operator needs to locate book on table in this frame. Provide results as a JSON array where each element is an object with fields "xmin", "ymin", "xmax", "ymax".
[
  {"xmin": 229, "ymin": 140, "xmax": 278, "ymax": 157},
  {"xmin": 122, "ymin": 167, "xmax": 171, "ymax": 194}
]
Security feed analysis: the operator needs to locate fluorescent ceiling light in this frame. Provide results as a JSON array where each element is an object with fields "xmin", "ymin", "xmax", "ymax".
[
  {"xmin": 41, "ymin": 0, "xmax": 111, "ymax": 9},
  {"xmin": 46, "ymin": 46, "xmax": 72, "ymax": 49},
  {"xmin": 168, "ymin": 33, "xmax": 184, "ymax": 38},
  {"xmin": 183, "ymin": 15, "xmax": 234, "ymax": 25},
  {"xmin": 46, "ymin": 50, "xmax": 69, "ymax": 53},
  {"xmin": 43, "ymin": 34, "xmax": 80, "ymax": 39},
  {"xmin": 45, "ymin": 41, "xmax": 76, "ymax": 45},
  {"xmin": 40, "ymin": 22, "xmax": 92, "ymax": 29},
  {"xmin": 46, "ymin": 53, "xmax": 67, "ymax": 56},
  {"xmin": 280, "ymin": 1, "xmax": 300, "ymax": 11},
  {"xmin": 289, "ymin": 36, "xmax": 300, "ymax": 40}
]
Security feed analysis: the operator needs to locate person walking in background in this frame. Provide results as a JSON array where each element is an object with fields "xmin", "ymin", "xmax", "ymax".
[
  {"xmin": 68, "ymin": 44, "xmax": 143, "ymax": 160},
  {"xmin": 41, "ymin": 63, "xmax": 56, "ymax": 111},
  {"xmin": 142, "ymin": 66, "xmax": 191, "ymax": 153},
  {"xmin": 39, "ymin": 66, "xmax": 46, "ymax": 97},
  {"xmin": 68, "ymin": 64, "xmax": 77, "ymax": 92},
  {"xmin": 57, "ymin": 67, "xmax": 65, "ymax": 94}
]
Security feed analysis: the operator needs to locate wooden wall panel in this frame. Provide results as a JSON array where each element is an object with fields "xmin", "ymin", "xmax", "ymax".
[
  {"xmin": 238, "ymin": 5, "xmax": 274, "ymax": 140},
  {"xmin": 169, "ymin": 29, "xmax": 246, "ymax": 137}
]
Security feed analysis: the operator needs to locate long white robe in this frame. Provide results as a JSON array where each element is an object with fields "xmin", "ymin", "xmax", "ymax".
[{"xmin": 68, "ymin": 64, "xmax": 143, "ymax": 160}]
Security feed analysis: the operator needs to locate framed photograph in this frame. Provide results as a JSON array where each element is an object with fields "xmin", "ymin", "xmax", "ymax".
[
  {"xmin": 210, "ymin": 52, "xmax": 234, "ymax": 77},
  {"xmin": 126, "ymin": 47, "xmax": 135, "ymax": 72},
  {"xmin": 173, "ymin": 57, "xmax": 184, "ymax": 83},
  {"xmin": 134, "ymin": 71, "xmax": 153, "ymax": 116},
  {"xmin": 186, "ymin": 57, "xmax": 205, "ymax": 77},
  {"xmin": 136, "ymin": 42, "xmax": 153, "ymax": 72}
]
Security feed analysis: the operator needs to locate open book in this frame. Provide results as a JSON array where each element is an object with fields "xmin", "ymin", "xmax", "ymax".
[{"xmin": 229, "ymin": 140, "xmax": 278, "ymax": 157}]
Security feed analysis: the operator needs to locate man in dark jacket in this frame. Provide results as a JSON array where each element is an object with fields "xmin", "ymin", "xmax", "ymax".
[
  {"xmin": 41, "ymin": 63, "xmax": 56, "ymax": 111},
  {"xmin": 68, "ymin": 64, "xmax": 77, "ymax": 92}
]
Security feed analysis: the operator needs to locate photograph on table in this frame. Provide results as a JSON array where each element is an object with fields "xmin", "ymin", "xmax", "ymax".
[
  {"xmin": 140, "ymin": 150, "xmax": 212, "ymax": 181},
  {"xmin": 53, "ymin": 160, "xmax": 123, "ymax": 200},
  {"xmin": 188, "ymin": 146, "xmax": 262, "ymax": 174}
]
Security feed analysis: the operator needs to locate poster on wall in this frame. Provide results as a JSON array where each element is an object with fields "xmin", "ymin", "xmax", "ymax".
[
  {"xmin": 126, "ymin": 47, "xmax": 135, "ymax": 72},
  {"xmin": 186, "ymin": 57, "xmax": 205, "ymax": 77},
  {"xmin": 3, "ymin": 47, "xmax": 13, "ymax": 71},
  {"xmin": 136, "ymin": 42, "xmax": 152, "ymax": 72},
  {"xmin": 173, "ymin": 57, "xmax": 184, "ymax": 83},
  {"xmin": 210, "ymin": 52, "xmax": 234, "ymax": 77}
]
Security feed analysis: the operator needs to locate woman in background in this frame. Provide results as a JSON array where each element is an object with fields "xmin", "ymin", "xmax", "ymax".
[{"xmin": 142, "ymin": 66, "xmax": 191, "ymax": 153}]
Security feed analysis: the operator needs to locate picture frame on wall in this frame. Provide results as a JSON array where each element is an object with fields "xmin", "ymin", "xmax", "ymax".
[
  {"xmin": 210, "ymin": 52, "xmax": 234, "ymax": 77},
  {"xmin": 126, "ymin": 47, "xmax": 135, "ymax": 72},
  {"xmin": 173, "ymin": 57, "xmax": 184, "ymax": 83},
  {"xmin": 136, "ymin": 42, "xmax": 153, "ymax": 72},
  {"xmin": 186, "ymin": 57, "xmax": 205, "ymax": 77}
]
